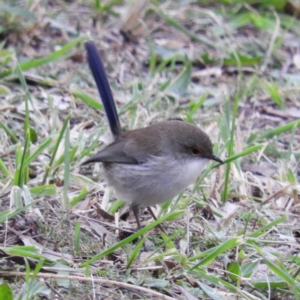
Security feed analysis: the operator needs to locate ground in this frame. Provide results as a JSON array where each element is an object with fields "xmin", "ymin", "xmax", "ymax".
[{"xmin": 0, "ymin": 1, "xmax": 300, "ymax": 299}]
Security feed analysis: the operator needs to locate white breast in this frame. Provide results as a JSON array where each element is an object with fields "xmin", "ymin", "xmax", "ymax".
[{"xmin": 104, "ymin": 156, "xmax": 209, "ymax": 207}]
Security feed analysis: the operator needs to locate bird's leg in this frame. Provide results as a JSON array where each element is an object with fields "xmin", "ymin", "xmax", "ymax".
[
  {"xmin": 131, "ymin": 204, "xmax": 142, "ymax": 230},
  {"xmin": 132, "ymin": 204, "xmax": 167, "ymax": 234},
  {"xmin": 147, "ymin": 207, "xmax": 167, "ymax": 235}
]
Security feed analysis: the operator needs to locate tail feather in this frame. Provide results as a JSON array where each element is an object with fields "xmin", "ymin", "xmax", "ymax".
[{"xmin": 85, "ymin": 41, "xmax": 121, "ymax": 138}]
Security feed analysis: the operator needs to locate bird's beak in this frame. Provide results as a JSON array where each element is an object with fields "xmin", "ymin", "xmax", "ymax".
[{"xmin": 209, "ymin": 155, "xmax": 224, "ymax": 164}]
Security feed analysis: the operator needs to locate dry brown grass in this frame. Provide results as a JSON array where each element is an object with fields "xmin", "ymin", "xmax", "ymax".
[{"xmin": 0, "ymin": 0, "xmax": 300, "ymax": 299}]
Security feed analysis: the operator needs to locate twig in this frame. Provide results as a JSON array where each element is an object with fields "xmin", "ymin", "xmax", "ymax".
[{"xmin": 0, "ymin": 271, "xmax": 175, "ymax": 300}]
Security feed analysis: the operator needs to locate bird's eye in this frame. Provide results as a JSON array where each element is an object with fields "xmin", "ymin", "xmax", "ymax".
[{"xmin": 191, "ymin": 148, "xmax": 199, "ymax": 155}]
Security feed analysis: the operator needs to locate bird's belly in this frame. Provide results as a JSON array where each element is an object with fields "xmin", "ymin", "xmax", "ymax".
[{"xmin": 103, "ymin": 157, "xmax": 208, "ymax": 207}]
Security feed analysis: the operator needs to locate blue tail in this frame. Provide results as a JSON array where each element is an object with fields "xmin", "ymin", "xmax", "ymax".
[{"xmin": 85, "ymin": 41, "xmax": 121, "ymax": 138}]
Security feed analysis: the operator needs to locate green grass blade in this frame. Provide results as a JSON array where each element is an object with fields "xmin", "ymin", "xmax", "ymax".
[
  {"xmin": 0, "ymin": 283, "xmax": 13, "ymax": 300},
  {"xmin": 194, "ymin": 144, "xmax": 263, "ymax": 191},
  {"xmin": 0, "ymin": 201, "xmax": 38, "ymax": 224},
  {"xmin": 253, "ymin": 245, "xmax": 300, "ymax": 299},
  {"xmin": 247, "ymin": 119, "xmax": 300, "ymax": 144},
  {"xmin": 70, "ymin": 187, "xmax": 88, "ymax": 207},
  {"xmin": 260, "ymin": 119, "xmax": 300, "ymax": 141},
  {"xmin": 14, "ymin": 131, "xmax": 30, "ymax": 187},
  {"xmin": 154, "ymin": 8, "xmax": 216, "ymax": 48},
  {"xmin": 71, "ymin": 88, "xmax": 103, "ymax": 110},
  {"xmin": 224, "ymin": 144, "xmax": 264, "ymax": 163},
  {"xmin": 23, "ymin": 137, "xmax": 52, "ymax": 168},
  {"xmin": 221, "ymin": 94, "xmax": 239, "ymax": 202},
  {"xmin": 42, "ymin": 115, "xmax": 70, "ymax": 184},
  {"xmin": 165, "ymin": 58, "xmax": 191, "ymax": 97},
  {"xmin": 0, "ymin": 4, "xmax": 36, "ymax": 19},
  {"xmin": 63, "ymin": 121, "xmax": 70, "ymax": 208},
  {"xmin": 74, "ymin": 221, "xmax": 81, "ymax": 255},
  {"xmin": 126, "ymin": 236, "xmax": 146, "ymax": 268},
  {"xmin": 0, "ymin": 37, "xmax": 85, "ymax": 78},
  {"xmin": 81, "ymin": 210, "xmax": 183, "ymax": 267},
  {"xmin": 263, "ymin": 81, "xmax": 284, "ymax": 108},
  {"xmin": 0, "ymin": 158, "xmax": 10, "ymax": 177},
  {"xmin": 247, "ymin": 216, "xmax": 287, "ymax": 238},
  {"xmin": 0, "ymin": 121, "xmax": 18, "ymax": 144},
  {"xmin": 189, "ymin": 237, "xmax": 243, "ymax": 270}
]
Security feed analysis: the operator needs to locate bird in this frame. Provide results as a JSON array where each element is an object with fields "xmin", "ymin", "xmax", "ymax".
[{"xmin": 82, "ymin": 41, "xmax": 223, "ymax": 230}]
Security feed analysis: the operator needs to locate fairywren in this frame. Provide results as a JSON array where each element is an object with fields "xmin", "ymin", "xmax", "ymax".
[{"xmin": 83, "ymin": 41, "xmax": 223, "ymax": 229}]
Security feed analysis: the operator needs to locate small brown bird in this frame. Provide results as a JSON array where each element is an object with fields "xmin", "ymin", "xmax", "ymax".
[{"xmin": 83, "ymin": 41, "xmax": 223, "ymax": 229}]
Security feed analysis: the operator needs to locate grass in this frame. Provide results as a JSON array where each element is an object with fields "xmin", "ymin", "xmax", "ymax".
[{"xmin": 0, "ymin": 0, "xmax": 300, "ymax": 299}]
